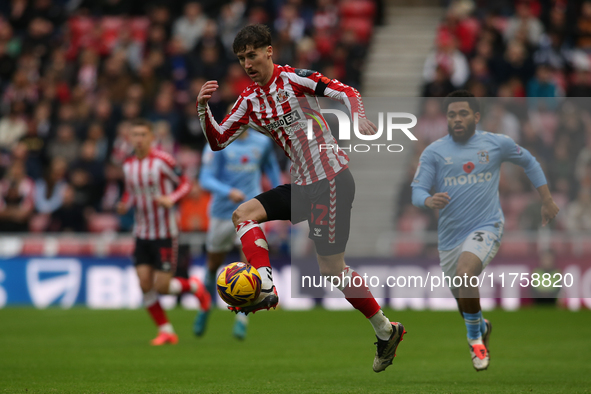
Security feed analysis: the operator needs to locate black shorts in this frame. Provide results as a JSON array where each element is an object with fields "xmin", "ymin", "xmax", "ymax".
[
  {"xmin": 133, "ymin": 237, "xmax": 178, "ymax": 273},
  {"xmin": 255, "ymin": 168, "xmax": 355, "ymax": 256}
]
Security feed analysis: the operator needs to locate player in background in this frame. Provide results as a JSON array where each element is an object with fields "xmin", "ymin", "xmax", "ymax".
[
  {"xmin": 411, "ymin": 91, "xmax": 559, "ymax": 370},
  {"xmin": 193, "ymin": 128, "xmax": 281, "ymax": 339},
  {"xmin": 196, "ymin": 24, "xmax": 405, "ymax": 372},
  {"xmin": 117, "ymin": 119, "xmax": 211, "ymax": 345}
]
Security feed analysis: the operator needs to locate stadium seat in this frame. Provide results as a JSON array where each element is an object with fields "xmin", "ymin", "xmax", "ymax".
[
  {"xmin": 87, "ymin": 213, "xmax": 120, "ymax": 233},
  {"xmin": 340, "ymin": 18, "xmax": 373, "ymax": 43},
  {"xmin": 340, "ymin": 0, "xmax": 376, "ymax": 19}
]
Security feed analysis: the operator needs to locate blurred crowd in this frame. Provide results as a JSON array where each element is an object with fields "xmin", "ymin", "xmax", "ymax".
[
  {"xmin": 0, "ymin": 0, "xmax": 378, "ymax": 233},
  {"xmin": 399, "ymin": 0, "xmax": 591, "ymax": 236}
]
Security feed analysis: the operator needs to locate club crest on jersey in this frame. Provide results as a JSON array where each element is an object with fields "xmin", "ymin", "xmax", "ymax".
[
  {"xmin": 477, "ymin": 150, "xmax": 489, "ymax": 164},
  {"xmin": 276, "ymin": 89, "xmax": 290, "ymax": 104}
]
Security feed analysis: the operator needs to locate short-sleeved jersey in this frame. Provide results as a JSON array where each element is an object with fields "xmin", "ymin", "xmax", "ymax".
[
  {"xmin": 122, "ymin": 149, "xmax": 190, "ymax": 239},
  {"xmin": 200, "ymin": 131, "xmax": 281, "ymax": 220},
  {"xmin": 197, "ymin": 64, "xmax": 366, "ymax": 185},
  {"xmin": 411, "ymin": 131, "xmax": 547, "ymax": 250}
]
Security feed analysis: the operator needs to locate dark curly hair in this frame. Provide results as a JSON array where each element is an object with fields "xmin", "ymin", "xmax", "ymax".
[
  {"xmin": 443, "ymin": 90, "xmax": 480, "ymax": 114},
  {"xmin": 232, "ymin": 24, "xmax": 272, "ymax": 54}
]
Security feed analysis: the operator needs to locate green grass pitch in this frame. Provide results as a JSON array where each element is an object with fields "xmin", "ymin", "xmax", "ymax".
[{"xmin": 0, "ymin": 307, "xmax": 589, "ymax": 393}]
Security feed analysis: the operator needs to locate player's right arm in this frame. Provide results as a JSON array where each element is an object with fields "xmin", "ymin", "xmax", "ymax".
[
  {"xmin": 117, "ymin": 162, "xmax": 135, "ymax": 215},
  {"xmin": 199, "ymin": 147, "xmax": 245, "ymax": 203},
  {"xmin": 411, "ymin": 147, "xmax": 450, "ymax": 209},
  {"xmin": 196, "ymin": 81, "xmax": 252, "ymax": 151}
]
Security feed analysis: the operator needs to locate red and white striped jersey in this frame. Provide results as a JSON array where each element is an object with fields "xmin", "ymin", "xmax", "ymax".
[
  {"xmin": 122, "ymin": 149, "xmax": 190, "ymax": 240},
  {"xmin": 197, "ymin": 64, "xmax": 367, "ymax": 185}
]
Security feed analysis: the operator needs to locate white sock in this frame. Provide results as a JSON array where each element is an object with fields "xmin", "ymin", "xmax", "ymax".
[
  {"xmin": 369, "ymin": 310, "xmax": 393, "ymax": 341},
  {"xmin": 143, "ymin": 289, "xmax": 158, "ymax": 307},
  {"xmin": 236, "ymin": 312, "xmax": 248, "ymax": 324},
  {"xmin": 159, "ymin": 323, "xmax": 175, "ymax": 334},
  {"xmin": 257, "ymin": 266, "xmax": 274, "ymax": 290},
  {"xmin": 168, "ymin": 278, "xmax": 182, "ymax": 295},
  {"xmin": 468, "ymin": 337, "xmax": 483, "ymax": 346}
]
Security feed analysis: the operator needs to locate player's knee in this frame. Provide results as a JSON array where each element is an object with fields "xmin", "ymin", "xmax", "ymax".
[
  {"xmin": 319, "ymin": 266, "xmax": 343, "ymax": 278},
  {"xmin": 232, "ymin": 205, "xmax": 248, "ymax": 226},
  {"xmin": 139, "ymin": 280, "xmax": 152, "ymax": 294},
  {"xmin": 455, "ymin": 261, "xmax": 481, "ymax": 279},
  {"xmin": 154, "ymin": 280, "xmax": 170, "ymax": 294}
]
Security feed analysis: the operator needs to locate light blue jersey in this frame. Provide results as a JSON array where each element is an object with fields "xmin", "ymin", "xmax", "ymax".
[
  {"xmin": 411, "ymin": 131, "xmax": 547, "ymax": 251},
  {"xmin": 200, "ymin": 131, "xmax": 282, "ymax": 220}
]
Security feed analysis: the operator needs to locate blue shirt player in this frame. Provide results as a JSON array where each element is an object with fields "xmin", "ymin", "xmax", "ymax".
[
  {"xmin": 194, "ymin": 129, "xmax": 281, "ymax": 339},
  {"xmin": 411, "ymin": 91, "xmax": 559, "ymax": 371}
]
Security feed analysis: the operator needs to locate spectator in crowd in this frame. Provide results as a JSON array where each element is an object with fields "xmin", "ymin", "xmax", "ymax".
[
  {"xmin": 0, "ymin": 101, "xmax": 27, "ymax": 151},
  {"xmin": 503, "ymin": 0, "xmax": 544, "ymax": 47},
  {"xmin": 34, "ymin": 157, "xmax": 67, "ymax": 214},
  {"xmin": 527, "ymin": 63, "xmax": 558, "ymax": 110},
  {"xmin": 489, "ymin": 40, "xmax": 535, "ymax": 88},
  {"xmin": 179, "ymin": 181, "xmax": 210, "ymax": 232},
  {"xmin": 574, "ymin": 1, "xmax": 591, "ymax": 52},
  {"xmin": 49, "ymin": 183, "xmax": 87, "ymax": 232},
  {"xmin": 565, "ymin": 187, "xmax": 591, "ymax": 232},
  {"xmin": 422, "ymin": 65, "xmax": 456, "ymax": 97},
  {"xmin": 46, "ymin": 124, "xmax": 79, "ymax": 165},
  {"xmin": 0, "ymin": 161, "xmax": 34, "ymax": 232},
  {"xmin": 423, "ymin": 31, "xmax": 470, "ymax": 88},
  {"xmin": 172, "ymin": 2, "xmax": 207, "ymax": 52},
  {"xmin": 414, "ymin": 98, "xmax": 448, "ymax": 146},
  {"xmin": 480, "ymin": 102, "xmax": 521, "ymax": 142}
]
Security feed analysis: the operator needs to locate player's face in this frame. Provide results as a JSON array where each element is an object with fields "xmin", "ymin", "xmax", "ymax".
[
  {"xmin": 131, "ymin": 126, "xmax": 154, "ymax": 156},
  {"xmin": 236, "ymin": 45, "xmax": 274, "ymax": 86},
  {"xmin": 446, "ymin": 101, "xmax": 480, "ymax": 142}
]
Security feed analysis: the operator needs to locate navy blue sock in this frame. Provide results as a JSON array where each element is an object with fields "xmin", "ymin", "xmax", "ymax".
[{"xmin": 463, "ymin": 311, "xmax": 483, "ymax": 340}]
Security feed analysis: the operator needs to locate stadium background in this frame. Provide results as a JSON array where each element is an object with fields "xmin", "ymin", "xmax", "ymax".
[
  {"xmin": 1, "ymin": 0, "xmax": 590, "ymax": 308},
  {"xmin": 0, "ymin": 1, "xmax": 590, "ymax": 392}
]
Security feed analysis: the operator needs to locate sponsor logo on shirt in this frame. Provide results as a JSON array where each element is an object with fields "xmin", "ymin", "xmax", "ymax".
[
  {"xmin": 264, "ymin": 110, "xmax": 302, "ymax": 131},
  {"xmin": 444, "ymin": 172, "xmax": 493, "ymax": 186}
]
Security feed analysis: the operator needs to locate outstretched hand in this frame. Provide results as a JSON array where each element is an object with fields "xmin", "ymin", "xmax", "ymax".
[
  {"xmin": 197, "ymin": 81, "xmax": 219, "ymax": 106},
  {"xmin": 357, "ymin": 118, "xmax": 378, "ymax": 136}
]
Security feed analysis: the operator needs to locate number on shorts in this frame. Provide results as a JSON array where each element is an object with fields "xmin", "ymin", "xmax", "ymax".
[
  {"xmin": 310, "ymin": 203, "xmax": 328, "ymax": 226},
  {"xmin": 472, "ymin": 231, "xmax": 484, "ymax": 242}
]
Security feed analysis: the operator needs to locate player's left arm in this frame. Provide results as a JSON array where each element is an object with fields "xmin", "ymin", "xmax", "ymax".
[
  {"xmin": 158, "ymin": 155, "xmax": 191, "ymax": 209},
  {"xmin": 261, "ymin": 140, "xmax": 282, "ymax": 188},
  {"xmin": 500, "ymin": 135, "xmax": 559, "ymax": 226},
  {"xmin": 287, "ymin": 69, "xmax": 376, "ymax": 135}
]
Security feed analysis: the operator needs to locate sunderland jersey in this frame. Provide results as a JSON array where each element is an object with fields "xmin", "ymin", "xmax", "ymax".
[
  {"xmin": 122, "ymin": 149, "xmax": 190, "ymax": 239},
  {"xmin": 200, "ymin": 131, "xmax": 281, "ymax": 220},
  {"xmin": 197, "ymin": 64, "xmax": 366, "ymax": 185},
  {"xmin": 411, "ymin": 131, "xmax": 547, "ymax": 250}
]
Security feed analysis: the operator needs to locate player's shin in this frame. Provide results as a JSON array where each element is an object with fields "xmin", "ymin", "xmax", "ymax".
[
  {"xmin": 236, "ymin": 220, "xmax": 274, "ymax": 289},
  {"xmin": 335, "ymin": 266, "xmax": 391, "ymax": 340},
  {"xmin": 143, "ymin": 289, "xmax": 173, "ymax": 333},
  {"xmin": 204, "ymin": 268, "xmax": 217, "ymax": 304}
]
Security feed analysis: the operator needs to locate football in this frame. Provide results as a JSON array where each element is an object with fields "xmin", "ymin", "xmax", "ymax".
[{"xmin": 216, "ymin": 262, "xmax": 262, "ymax": 306}]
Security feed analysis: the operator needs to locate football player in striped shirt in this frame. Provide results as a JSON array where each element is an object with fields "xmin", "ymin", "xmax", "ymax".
[
  {"xmin": 117, "ymin": 119, "xmax": 211, "ymax": 345},
  {"xmin": 196, "ymin": 24, "xmax": 405, "ymax": 372}
]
